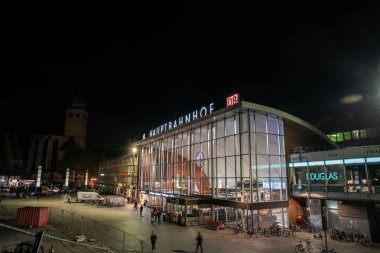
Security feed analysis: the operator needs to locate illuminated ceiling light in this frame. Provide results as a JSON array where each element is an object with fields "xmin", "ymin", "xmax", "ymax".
[{"xmin": 339, "ymin": 94, "xmax": 363, "ymax": 105}]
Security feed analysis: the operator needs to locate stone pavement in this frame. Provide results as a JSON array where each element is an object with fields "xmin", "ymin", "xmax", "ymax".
[{"xmin": 1, "ymin": 194, "xmax": 379, "ymax": 253}]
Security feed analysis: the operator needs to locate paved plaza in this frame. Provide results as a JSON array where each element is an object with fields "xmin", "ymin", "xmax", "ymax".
[{"xmin": 1, "ymin": 194, "xmax": 379, "ymax": 253}]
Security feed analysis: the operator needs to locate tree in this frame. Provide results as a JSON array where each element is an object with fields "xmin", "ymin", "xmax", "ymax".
[{"xmin": 57, "ymin": 147, "xmax": 101, "ymax": 187}]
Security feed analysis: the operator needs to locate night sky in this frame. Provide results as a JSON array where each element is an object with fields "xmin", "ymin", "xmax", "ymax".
[{"xmin": 2, "ymin": 2, "xmax": 380, "ymax": 156}]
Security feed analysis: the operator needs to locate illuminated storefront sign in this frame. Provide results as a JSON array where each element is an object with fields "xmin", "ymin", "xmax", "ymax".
[
  {"xmin": 306, "ymin": 172, "xmax": 338, "ymax": 181},
  {"xmin": 226, "ymin": 93, "xmax": 239, "ymax": 107},
  {"xmin": 143, "ymin": 102, "xmax": 215, "ymax": 139}
]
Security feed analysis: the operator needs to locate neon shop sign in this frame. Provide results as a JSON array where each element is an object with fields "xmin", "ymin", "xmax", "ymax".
[{"xmin": 306, "ymin": 172, "xmax": 338, "ymax": 181}]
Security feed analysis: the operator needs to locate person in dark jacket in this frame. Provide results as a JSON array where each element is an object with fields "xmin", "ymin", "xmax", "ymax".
[
  {"xmin": 196, "ymin": 232, "xmax": 203, "ymax": 253},
  {"xmin": 150, "ymin": 231, "xmax": 157, "ymax": 253}
]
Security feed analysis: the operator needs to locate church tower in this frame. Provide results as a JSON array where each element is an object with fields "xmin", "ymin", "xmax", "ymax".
[{"xmin": 64, "ymin": 87, "xmax": 88, "ymax": 148}]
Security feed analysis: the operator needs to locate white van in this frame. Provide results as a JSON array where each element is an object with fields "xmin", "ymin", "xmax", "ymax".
[{"xmin": 77, "ymin": 191, "xmax": 104, "ymax": 202}]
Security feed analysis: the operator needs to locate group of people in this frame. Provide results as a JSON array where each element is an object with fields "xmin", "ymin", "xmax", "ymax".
[
  {"xmin": 150, "ymin": 208, "xmax": 162, "ymax": 223},
  {"xmin": 150, "ymin": 231, "xmax": 203, "ymax": 253}
]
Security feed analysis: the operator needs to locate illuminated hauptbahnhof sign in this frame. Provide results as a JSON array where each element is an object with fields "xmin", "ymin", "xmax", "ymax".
[{"xmin": 142, "ymin": 102, "xmax": 215, "ymax": 139}]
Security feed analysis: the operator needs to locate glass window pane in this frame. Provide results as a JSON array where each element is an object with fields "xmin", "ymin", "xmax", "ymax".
[
  {"xmin": 201, "ymin": 142, "xmax": 209, "ymax": 159},
  {"xmin": 242, "ymin": 112, "xmax": 249, "ymax": 133},
  {"xmin": 267, "ymin": 116, "xmax": 278, "ymax": 135},
  {"xmin": 280, "ymin": 156, "xmax": 286, "ymax": 178},
  {"xmin": 328, "ymin": 134, "xmax": 337, "ymax": 142},
  {"xmin": 326, "ymin": 165, "xmax": 345, "ymax": 185},
  {"xmin": 226, "ymin": 136, "xmax": 235, "ymax": 156},
  {"xmin": 255, "ymin": 112, "xmax": 267, "ymax": 133},
  {"xmin": 194, "ymin": 128, "xmax": 201, "ymax": 143},
  {"xmin": 217, "ymin": 158, "xmax": 226, "ymax": 177},
  {"xmin": 226, "ymin": 156, "xmax": 235, "ymax": 177},
  {"xmin": 257, "ymin": 155, "xmax": 269, "ymax": 177},
  {"xmin": 360, "ymin": 129, "xmax": 367, "ymax": 138},
  {"xmin": 235, "ymin": 115, "xmax": 240, "ymax": 135},
  {"xmin": 235, "ymin": 135, "xmax": 240, "ymax": 155},
  {"xmin": 242, "ymin": 155, "xmax": 249, "ymax": 177},
  {"xmin": 249, "ymin": 111, "xmax": 256, "ymax": 132},
  {"xmin": 256, "ymin": 133, "xmax": 268, "ymax": 154},
  {"xmin": 191, "ymin": 144, "xmax": 200, "ymax": 160},
  {"xmin": 217, "ymin": 120, "xmax": 225, "ymax": 138},
  {"xmin": 250, "ymin": 132, "xmax": 257, "ymax": 155},
  {"xmin": 258, "ymin": 178, "xmax": 271, "ymax": 202},
  {"xmin": 270, "ymin": 156, "xmax": 281, "ymax": 177},
  {"xmin": 226, "ymin": 178, "xmax": 236, "ymax": 189},
  {"xmin": 343, "ymin": 132, "xmax": 351, "ymax": 141},
  {"xmin": 352, "ymin": 130, "xmax": 360, "ymax": 139},
  {"xmin": 236, "ymin": 157, "xmax": 241, "ymax": 178},
  {"xmin": 271, "ymin": 178, "xmax": 282, "ymax": 201},
  {"xmin": 212, "ymin": 124, "xmax": 216, "ymax": 140},
  {"xmin": 336, "ymin": 133, "xmax": 343, "ymax": 142},
  {"xmin": 242, "ymin": 133, "xmax": 249, "ymax": 154},
  {"xmin": 177, "ymin": 134, "xmax": 183, "ymax": 147},
  {"xmin": 225, "ymin": 117, "xmax": 235, "ymax": 136},
  {"xmin": 268, "ymin": 134, "xmax": 279, "ymax": 155},
  {"xmin": 217, "ymin": 138, "xmax": 225, "ymax": 157},
  {"xmin": 368, "ymin": 164, "xmax": 380, "ymax": 186},
  {"xmin": 251, "ymin": 154, "xmax": 257, "ymax": 179},
  {"xmin": 278, "ymin": 119, "xmax": 284, "ymax": 135},
  {"xmin": 279, "ymin": 136, "xmax": 285, "ymax": 156},
  {"xmin": 201, "ymin": 125, "xmax": 209, "ymax": 142}
]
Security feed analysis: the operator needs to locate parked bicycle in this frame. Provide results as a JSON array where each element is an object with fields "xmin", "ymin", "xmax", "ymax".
[
  {"xmin": 295, "ymin": 239, "xmax": 313, "ymax": 253},
  {"xmin": 244, "ymin": 227, "xmax": 259, "ymax": 238},
  {"xmin": 233, "ymin": 223, "xmax": 243, "ymax": 235},
  {"xmin": 355, "ymin": 233, "xmax": 370, "ymax": 247},
  {"xmin": 314, "ymin": 232, "xmax": 324, "ymax": 240}
]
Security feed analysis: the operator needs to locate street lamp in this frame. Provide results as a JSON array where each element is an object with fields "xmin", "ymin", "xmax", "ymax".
[{"xmin": 132, "ymin": 147, "xmax": 137, "ymax": 201}]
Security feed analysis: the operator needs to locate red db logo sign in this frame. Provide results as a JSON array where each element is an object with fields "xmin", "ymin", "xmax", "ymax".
[{"xmin": 226, "ymin": 93, "xmax": 239, "ymax": 107}]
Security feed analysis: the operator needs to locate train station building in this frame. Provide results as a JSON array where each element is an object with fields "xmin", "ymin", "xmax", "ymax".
[{"xmin": 133, "ymin": 94, "xmax": 337, "ymax": 229}]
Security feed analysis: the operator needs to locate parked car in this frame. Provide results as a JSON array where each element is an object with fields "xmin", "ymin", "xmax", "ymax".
[
  {"xmin": 207, "ymin": 220, "xmax": 225, "ymax": 230},
  {"xmin": 50, "ymin": 187, "xmax": 60, "ymax": 193}
]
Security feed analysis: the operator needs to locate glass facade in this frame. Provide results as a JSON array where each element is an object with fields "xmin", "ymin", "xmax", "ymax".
[
  {"xmin": 138, "ymin": 109, "xmax": 288, "ymax": 228},
  {"xmin": 327, "ymin": 126, "xmax": 380, "ymax": 143},
  {"xmin": 98, "ymin": 154, "xmax": 138, "ymax": 199},
  {"xmin": 289, "ymin": 146, "xmax": 380, "ymax": 243},
  {"xmin": 290, "ymin": 157, "xmax": 380, "ymax": 197}
]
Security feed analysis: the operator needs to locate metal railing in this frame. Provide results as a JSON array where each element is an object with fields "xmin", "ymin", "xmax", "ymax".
[{"xmin": 0, "ymin": 205, "xmax": 149, "ymax": 253}]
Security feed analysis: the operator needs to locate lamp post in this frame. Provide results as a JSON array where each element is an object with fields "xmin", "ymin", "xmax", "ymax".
[{"xmin": 132, "ymin": 147, "xmax": 137, "ymax": 202}]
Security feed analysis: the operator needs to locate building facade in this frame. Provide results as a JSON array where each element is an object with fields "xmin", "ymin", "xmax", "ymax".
[
  {"xmin": 98, "ymin": 152, "xmax": 138, "ymax": 200},
  {"xmin": 289, "ymin": 145, "xmax": 380, "ymax": 242},
  {"xmin": 134, "ymin": 99, "xmax": 336, "ymax": 227}
]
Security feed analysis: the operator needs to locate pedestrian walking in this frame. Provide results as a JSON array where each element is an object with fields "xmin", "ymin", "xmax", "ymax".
[
  {"xmin": 134, "ymin": 200, "xmax": 138, "ymax": 209},
  {"xmin": 157, "ymin": 210, "xmax": 161, "ymax": 223},
  {"xmin": 67, "ymin": 195, "xmax": 71, "ymax": 204},
  {"xmin": 150, "ymin": 231, "xmax": 157, "ymax": 253},
  {"xmin": 196, "ymin": 232, "xmax": 203, "ymax": 253},
  {"xmin": 140, "ymin": 204, "xmax": 144, "ymax": 217},
  {"xmin": 154, "ymin": 209, "xmax": 158, "ymax": 223}
]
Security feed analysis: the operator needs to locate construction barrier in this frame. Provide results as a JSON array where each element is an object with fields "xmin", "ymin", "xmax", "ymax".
[{"xmin": 16, "ymin": 207, "xmax": 48, "ymax": 228}]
